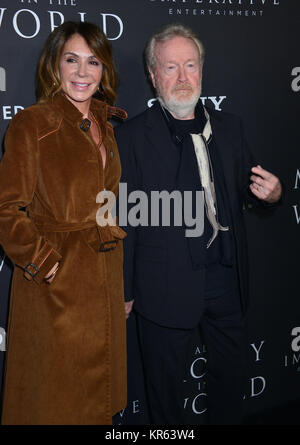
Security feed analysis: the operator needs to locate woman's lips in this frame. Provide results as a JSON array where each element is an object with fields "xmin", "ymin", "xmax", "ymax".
[{"xmin": 71, "ymin": 82, "xmax": 90, "ymax": 90}]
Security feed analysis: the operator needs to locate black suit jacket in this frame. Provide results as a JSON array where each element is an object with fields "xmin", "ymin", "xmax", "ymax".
[{"xmin": 115, "ymin": 101, "xmax": 260, "ymax": 329}]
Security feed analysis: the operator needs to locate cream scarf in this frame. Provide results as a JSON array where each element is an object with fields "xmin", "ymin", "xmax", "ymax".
[{"xmin": 190, "ymin": 112, "xmax": 229, "ymax": 248}]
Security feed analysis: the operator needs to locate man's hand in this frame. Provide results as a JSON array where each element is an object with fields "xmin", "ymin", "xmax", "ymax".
[
  {"xmin": 250, "ymin": 165, "xmax": 282, "ymax": 203},
  {"xmin": 125, "ymin": 300, "xmax": 134, "ymax": 319}
]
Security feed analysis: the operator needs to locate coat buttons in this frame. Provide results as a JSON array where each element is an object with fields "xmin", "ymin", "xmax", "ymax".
[{"xmin": 110, "ymin": 150, "xmax": 114, "ymax": 158}]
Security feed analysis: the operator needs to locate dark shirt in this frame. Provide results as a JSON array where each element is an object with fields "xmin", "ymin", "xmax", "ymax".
[{"xmin": 164, "ymin": 106, "xmax": 238, "ymax": 298}]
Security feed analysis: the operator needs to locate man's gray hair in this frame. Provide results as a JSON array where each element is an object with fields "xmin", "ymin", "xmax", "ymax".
[{"xmin": 145, "ymin": 23, "xmax": 205, "ymax": 73}]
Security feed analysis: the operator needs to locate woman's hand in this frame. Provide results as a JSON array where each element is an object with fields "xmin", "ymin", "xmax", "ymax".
[
  {"xmin": 125, "ymin": 300, "xmax": 134, "ymax": 319},
  {"xmin": 44, "ymin": 262, "xmax": 59, "ymax": 284}
]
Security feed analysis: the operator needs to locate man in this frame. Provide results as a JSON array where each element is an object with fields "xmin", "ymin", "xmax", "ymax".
[{"xmin": 115, "ymin": 23, "xmax": 282, "ymax": 425}]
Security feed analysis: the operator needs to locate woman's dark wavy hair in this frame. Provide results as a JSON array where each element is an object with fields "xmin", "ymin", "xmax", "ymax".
[{"xmin": 37, "ymin": 21, "xmax": 118, "ymax": 105}]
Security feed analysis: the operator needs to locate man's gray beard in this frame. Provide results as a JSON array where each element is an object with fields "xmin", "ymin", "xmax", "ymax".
[{"xmin": 157, "ymin": 90, "xmax": 201, "ymax": 119}]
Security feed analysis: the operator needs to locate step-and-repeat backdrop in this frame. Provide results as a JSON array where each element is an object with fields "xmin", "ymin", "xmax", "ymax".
[{"xmin": 0, "ymin": 0, "xmax": 299, "ymax": 424}]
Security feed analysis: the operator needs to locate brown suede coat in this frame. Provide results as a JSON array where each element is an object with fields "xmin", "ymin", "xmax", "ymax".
[{"xmin": 0, "ymin": 94, "xmax": 127, "ymax": 425}]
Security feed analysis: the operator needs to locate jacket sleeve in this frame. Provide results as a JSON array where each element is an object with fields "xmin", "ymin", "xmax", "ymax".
[
  {"xmin": 0, "ymin": 110, "xmax": 61, "ymax": 283},
  {"xmin": 115, "ymin": 123, "xmax": 138, "ymax": 302}
]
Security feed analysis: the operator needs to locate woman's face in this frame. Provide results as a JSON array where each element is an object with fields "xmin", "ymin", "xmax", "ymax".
[{"xmin": 59, "ymin": 33, "xmax": 103, "ymax": 111}]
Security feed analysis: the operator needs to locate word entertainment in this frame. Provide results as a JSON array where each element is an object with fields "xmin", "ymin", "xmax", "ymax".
[
  {"xmin": 168, "ymin": 8, "xmax": 264, "ymax": 16},
  {"xmin": 159, "ymin": 0, "xmax": 281, "ymax": 16}
]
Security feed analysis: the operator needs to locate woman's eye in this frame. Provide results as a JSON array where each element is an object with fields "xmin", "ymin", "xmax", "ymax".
[
  {"xmin": 66, "ymin": 58, "xmax": 76, "ymax": 63},
  {"xmin": 90, "ymin": 61, "xmax": 100, "ymax": 66}
]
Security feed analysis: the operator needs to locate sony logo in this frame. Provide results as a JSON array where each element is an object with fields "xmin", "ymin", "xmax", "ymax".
[{"xmin": 147, "ymin": 96, "xmax": 227, "ymax": 111}]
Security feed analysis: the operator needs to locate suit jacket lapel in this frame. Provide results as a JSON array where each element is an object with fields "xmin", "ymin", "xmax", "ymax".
[
  {"xmin": 145, "ymin": 101, "xmax": 180, "ymax": 189},
  {"xmin": 208, "ymin": 108, "xmax": 240, "ymax": 215},
  {"xmin": 208, "ymin": 109, "xmax": 234, "ymax": 190}
]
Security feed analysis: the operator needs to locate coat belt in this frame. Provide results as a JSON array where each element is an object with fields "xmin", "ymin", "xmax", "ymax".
[{"xmin": 30, "ymin": 213, "xmax": 126, "ymax": 252}]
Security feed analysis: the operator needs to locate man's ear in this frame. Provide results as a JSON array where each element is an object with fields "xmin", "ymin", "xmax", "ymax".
[{"xmin": 149, "ymin": 68, "xmax": 156, "ymax": 89}]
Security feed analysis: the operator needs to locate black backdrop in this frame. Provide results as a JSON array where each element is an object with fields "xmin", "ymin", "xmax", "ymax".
[{"xmin": 0, "ymin": 0, "xmax": 299, "ymax": 425}]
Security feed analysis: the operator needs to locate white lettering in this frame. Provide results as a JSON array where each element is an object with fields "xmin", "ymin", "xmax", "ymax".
[
  {"xmin": 0, "ymin": 66, "xmax": 5, "ymax": 92},
  {"xmin": 118, "ymin": 182, "xmax": 128, "ymax": 226},
  {"xmin": 48, "ymin": 0, "xmax": 76, "ymax": 4},
  {"xmin": 291, "ymin": 67, "xmax": 300, "ymax": 92},
  {"xmin": 132, "ymin": 400, "xmax": 140, "ymax": 414},
  {"xmin": 208, "ymin": 96, "xmax": 227, "ymax": 111},
  {"xmin": 3, "ymin": 106, "xmax": 12, "ymax": 120},
  {"xmin": 148, "ymin": 96, "xmax": 227, "ymax": 110},
  {"xmin": 147, "ymin": 98, "xmax": 157, "ymax": 108},
  {"xmin": 128, "ymin": 191, "xmax": 148, "ymax": 227},
  {"xmin": 292, "ymin": 353, "xmax": 300, "ymax": 364},
  {"xmin": 0, "ymin": 252, "xmax": 5, "ymax": 272},
  {"xmin": 191, "ymin": 393, "xmax": 207, "ymax": 415},
  {"xmin": 13, "ymin": 9, "xmax": 40, "ymax": 39},
  {"xmin": 151, "ymin": 190, "xmax": 182, "ymax": 227},
  {"xmin": 14, "ymin": 105, "xmax": 24, "ymax": 115},
  {"xmin": 78, "ymin": 12, "xmax": 86, "ymax": 22},
  {"xmin": 96, "ymin": 190, "xmax": 116, "ymax": 226},
  {"xmin": 250, "ymin": 376, "xmax": 266, "ymax": 397},
  {"xmin": 250, "ymin": 340, "xmax": 265, "ymax": 361},
  {"xmin": 0, "ymin": 8, "xmax": 7, "ymax": 28},
  {"xmin": 48, "ymin": 11, "xmax": 64, "ymax": 32},
  {"xmin": 118, "ymin": 408, "xmax": 125, "ymax": 418},
  {"xmin": 184, "ymin": 191, "xmax": 205, "ymax": 237},
  {"xmin": 291, "ymin": 327, "xmax": 300, "ymax": 352},
  {"xmin": 292, "ymin": 205, "xmax": 300, "ymax": 224},
  {"xmin": 116, "ymin": 399, "xmax": 140, "ymax": 419},
  {"xmin": 200, "ymin": 96, "xmax": 227, "ymax": 111},
  {"xmin": 190, "ymin": 357, "xmax": 207, "ymax": 379},
  {"xmin": 2, "ymin": 106, "xmax": 24, "ymax": 120},
  {"xmin": 294, "ymin": 169, "xmax": 300, "ymax": 189},
  {"xmin": 101, "ymin": 13, "xmax": 123, "ymax": 40},
  {"xmin": 0, "ymin": 327, "xmax": 6, "ymax": 352}
]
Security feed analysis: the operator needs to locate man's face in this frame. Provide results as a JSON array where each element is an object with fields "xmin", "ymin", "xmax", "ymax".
[{"xmin": 150, "ymin": 36, "xmax": 202, "ymax": 119}]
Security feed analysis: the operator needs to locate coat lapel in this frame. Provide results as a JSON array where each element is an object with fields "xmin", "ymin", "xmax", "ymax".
[
  {"xmin": 208, "ymin": 108, "xmax": 237, "ymax": 200},
  {"xmin": 144, "ymin": 101, "xmax": 180, "ymax": 189}
]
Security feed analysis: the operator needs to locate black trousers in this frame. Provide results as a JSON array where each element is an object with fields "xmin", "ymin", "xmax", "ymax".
[{"xmin": 136, "ymin": 286, "xmax": 247, "ymax": 425}]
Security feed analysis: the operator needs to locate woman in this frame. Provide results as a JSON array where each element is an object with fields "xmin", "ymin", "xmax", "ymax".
[{"xmin": 0, "ymin": 21, "xmax": 128, "ymax": 425}]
